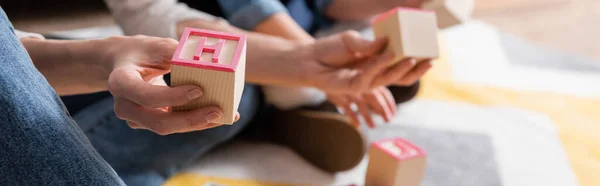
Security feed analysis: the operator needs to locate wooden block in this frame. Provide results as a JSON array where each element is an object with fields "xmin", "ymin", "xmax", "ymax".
[
  {"xmin": 365, "ymin": 138, "xmax": 427, "ymax": 186},
  {"xmin": 372, "ymin": 7, "xmax": 439, "ymax": 64},
  {"xmin": 171, "ymin": 28, "xmax": 247, "ymax": 124},
  {"xmin": 423, "ymin": 0, "xmax": 474, "ymax": 29}
]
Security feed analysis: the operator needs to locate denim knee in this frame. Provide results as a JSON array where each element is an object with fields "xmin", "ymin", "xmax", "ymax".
[{"xmin": 0, "ymin": 8, "xmax": 123, "ymax": 185}]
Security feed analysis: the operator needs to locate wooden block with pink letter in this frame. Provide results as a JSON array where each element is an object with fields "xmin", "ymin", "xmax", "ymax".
[
  {"xmin": 365, "ymin": 138, "xmax": 427, "ymax": 186},
  {"xmin": 372, "ymin": 7, "xmax": 439, "ymax": 64},
  {"xmin": 170, "ymin": 28, "xmax": 247, "ymax": 124},
  {"xmin": 423, "ymin": 0, "xmax": 474, "ymax": 29}
]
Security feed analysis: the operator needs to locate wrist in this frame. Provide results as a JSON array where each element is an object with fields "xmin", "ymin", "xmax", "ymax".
[
  {"xmin": 63, "ymin": 39, "xmax": 112, "ymax": 83},
  {"xmin": 287, "ymin": 42, "xmax": 322, "ymax": 88},
  {"xmin": 71, "ymin": 38, "xmax": 111, "ymax": 71},
  {"xmin": 20, "ymin": 38, "xmax": 111, "ymax": 95}
]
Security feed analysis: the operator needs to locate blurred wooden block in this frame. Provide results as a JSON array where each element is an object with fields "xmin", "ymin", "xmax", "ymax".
[
  {"xmin": 365, "ymin": 138, "xmax": 427, "ymax": 186},
  {"xmin": 372, "ymin": 7, "xmax": 440, "ymax": 64},
  {"xmin": 423, "ymin": 0, "xmax": 474, "ymax": 29},
  {"xmin": 171, "ymin": 28, "xmax": 247, "ymax": 124}
]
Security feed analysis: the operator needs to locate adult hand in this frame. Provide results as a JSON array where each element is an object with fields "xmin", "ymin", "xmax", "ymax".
[
  {"xmin": 308, "ymin": 30, "xmax": 431, "ymax": 93},
  {"xmin": 378, "ymin": 0, "xmax": 429, "ymax": 8},
  {"xmin": 328, "ymin": 87, "xmax": 397, "ymax": 128},
  {"xmin": 102, "ymin": 35, "xmax": 238, "ymax": 135}
]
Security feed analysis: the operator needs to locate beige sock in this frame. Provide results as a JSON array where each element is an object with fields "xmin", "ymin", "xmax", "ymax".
[{"xmin": 262, "ymin": 85, "xmax": 327, "ymax": 110}]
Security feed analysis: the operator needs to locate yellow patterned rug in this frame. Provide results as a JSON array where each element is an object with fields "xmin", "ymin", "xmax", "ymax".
[{"xmin": 419, "ymin": 26, "xmax": 600, "ymax": 186}]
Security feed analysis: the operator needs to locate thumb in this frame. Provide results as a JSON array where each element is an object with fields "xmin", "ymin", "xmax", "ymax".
[
  {"xmin": 313, "ymin": 30, "xmax": 388, "ymax": 68},
  {"xmin": 341, "ymin": 30, "xmax": 388, "ymax": 57}
]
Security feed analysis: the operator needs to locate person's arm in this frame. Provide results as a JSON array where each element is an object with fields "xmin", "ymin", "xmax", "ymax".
[
  {"xmin": 106, "ymin": 0, "xmax": 419, "ymax": 92},
  {"xmin": 216, "ymin": 0, "xmax": 314, "ymax": 44},
  {"xmin": 104, "ymin": 0, "xmax": 325, "ymax": 87},
  {"xmin": 324, "ymin": 0, "xmax": 425, "ymax": 21},
  {"xmin": 105, "ymin": 0, "xmax": 310, "ymax": 86},
  {"xmin": 20, "ymin": 37, "xmax": 109, "ymax": 95},
  {"xmin": 254, "ymin": 13, "xmax": 315, "ymax": 44},
  {"xmin": 240, "ymin": 11, "xmax": 400, "ymax": 128},
  {"xmin": 21, "ymin": 34, "xmax": 233, "ymax": 135},
  {"xmin": 324, "ymin": 0, "xmax": 390, "ymax": 21},
  {"xmin": 172, "ymin": 19, "xmax": 308, "ymax": 87}
]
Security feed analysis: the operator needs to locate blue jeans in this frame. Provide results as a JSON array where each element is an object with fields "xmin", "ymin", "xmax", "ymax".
[
  {"xmin": 0, "ymin": 8, "xmax": 259, "ymax": 186},
  {"xmin": 73, "ymin": 86, "xmax": 259, "ymax": 186},
  {"xmin": 0, "ymin": 9, "xmax": 124, "ymax": 185}
]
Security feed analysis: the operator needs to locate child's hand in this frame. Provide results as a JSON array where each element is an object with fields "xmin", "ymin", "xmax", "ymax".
[
  {"xmin": 393, "ymin": 59, "xmax": 432, "ymax": 87},
  {"xmin": 327, "ymin": 87, "xmax": 397, "ymax": 128},
  {"xmin": 309, "ymin": 30, "xmax": 431, "ymax": 93}
]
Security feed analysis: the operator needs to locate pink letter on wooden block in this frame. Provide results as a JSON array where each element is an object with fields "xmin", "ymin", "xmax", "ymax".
[
  {"xmin": 374, "ymin": 138, "xmax": 425, "ymax": 160},
  {"xmin": 171, "ymin": 28, "xmax": 245, "ymax": 72},
  {"xmin": 193, "ymin": 37, "xmax": 225, "ymax": 63}
]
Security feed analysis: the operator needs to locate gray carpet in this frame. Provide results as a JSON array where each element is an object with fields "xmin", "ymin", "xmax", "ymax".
[{"xmin": 370, "ymin": 125, "xmax": 502, "ymax": 186}]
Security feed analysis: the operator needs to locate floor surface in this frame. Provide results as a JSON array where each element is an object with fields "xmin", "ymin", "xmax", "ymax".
[{"xmin": 474, "ymin": 0, "xmax": 600, "ymax": 61}]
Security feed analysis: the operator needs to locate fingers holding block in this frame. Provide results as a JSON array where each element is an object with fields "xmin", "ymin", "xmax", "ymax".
[
  {"xmin": 423, "ymin": 0, "xmax": 474, "ymax": 29},
  {"xmin": 170, "ymin": 28, "xmax": 247, "ymax": 124},
  {"xmin": 365, "ymin": 138, "xmax": 427, "ymax": 186},
  {"xmin": 372, "ymin": 7, "xmax": 440, "ymax": 65}
]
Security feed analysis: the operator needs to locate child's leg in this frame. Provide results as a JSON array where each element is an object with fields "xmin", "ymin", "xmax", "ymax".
[{"xmin": 0, "ymin": 8, "xmax": 124, "ymax": 185}]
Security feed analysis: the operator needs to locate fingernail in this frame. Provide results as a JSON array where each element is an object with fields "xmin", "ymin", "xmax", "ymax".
[
  {"xmin": 355, "ymin": 52, "xmax": 364, "ymax": 58},
  {"xmin": 187, "ymin": 89, "xmax": 203, "ymax": 100},
  {"xmin": 409, "ymin": 58, "xmax": 417, "ymax": 65},
  {"xmin": 205, "ymin": 112, "xmax": 221, "ymax": 122},
  {"xmin": 234, "ymin": 113, "xmax": 240, "ymax": 121},
  {"xmin": 427, "ymin": 60, "xmax": 434, "ymax": 66}
]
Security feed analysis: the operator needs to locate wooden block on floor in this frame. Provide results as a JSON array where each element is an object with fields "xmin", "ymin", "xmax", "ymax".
[
  {"xmin": 423, "ymin": 0, "xmax": 474, "ymax": 29},
  {"xmin": 365, "ymin": 138, "xmax": 427, "ymax": 186},
  {"xmin": 171, "ymin": 28, "xmax": 247, "ymax": 124},
  {"xmin": 372, "ymin": 7, "xmax": 440, "ymax": 64}
]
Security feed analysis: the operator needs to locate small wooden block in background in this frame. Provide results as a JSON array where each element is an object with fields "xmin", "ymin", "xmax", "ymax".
[
  {"xmin": 423, "ymin": 0, "xmax": 475, "ymax": 29},
  {"xmin": 372, "ymin": 7, "xmax": 440, "ymax": 65},
  {"xmin": 365, "ymin": 138, "xmax": 427, "ymax": 186},
  {"xmin": 171, "ymin": 28, "xmax": 247, "ymax": 124}
]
